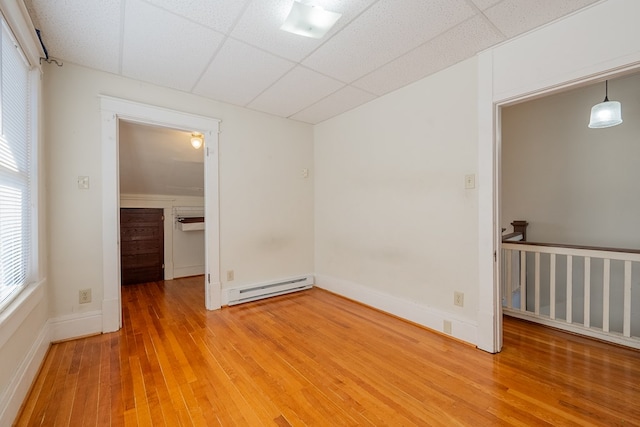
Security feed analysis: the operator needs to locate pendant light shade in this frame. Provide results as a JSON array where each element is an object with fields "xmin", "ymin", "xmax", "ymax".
[{"xmin": 588, "ymin": 80, "xmax": 623, "ymax": 129}]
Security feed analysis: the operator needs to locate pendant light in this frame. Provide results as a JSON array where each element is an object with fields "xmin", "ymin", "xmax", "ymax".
[{"xmin": 588, "ymin": 80, "xmax": 622, "ymax": 128}]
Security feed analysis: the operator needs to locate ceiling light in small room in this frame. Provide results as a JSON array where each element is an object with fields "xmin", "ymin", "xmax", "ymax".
[
  {"xmin": 588, "ymin": 80, "xmax": 623, "ymax": 128},
  {"xmin": 190, "ymin": 133, "xmax": 203, "ymax": 149},
  {"xmin": 280, "ymin": 1, "xmax": 342, "ymax": 39}
]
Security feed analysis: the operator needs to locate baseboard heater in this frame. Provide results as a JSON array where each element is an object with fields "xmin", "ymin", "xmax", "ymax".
[{"xmin": 227, "ymin": 275, "xmax": 313, "ymax": 306}]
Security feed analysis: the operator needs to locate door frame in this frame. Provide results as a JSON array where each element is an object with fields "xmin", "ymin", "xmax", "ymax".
[
  {"xmin": 476, "ymin": 0, "xmax": 640, "ymax": 353},
  {"xmin": 100, "ymin": 96, "xmax": 221, "ymax": 332}
]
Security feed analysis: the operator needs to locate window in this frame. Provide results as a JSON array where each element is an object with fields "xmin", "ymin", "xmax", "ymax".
[{"xmin": 0, "ymin": 17, "xmax": 34, "ymax": 309}]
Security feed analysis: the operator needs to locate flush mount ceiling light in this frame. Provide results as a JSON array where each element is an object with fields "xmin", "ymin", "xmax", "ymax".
[
  {"xmin": 588, "ymin": 80, "xmax": 623, "ymax": 129},
  {"xmin": 280, "ymin": 1, "xmax": 342, "ymax": 39},
  {"xmin": 190, "ymin": 132, "xmax": 203, "ymax": 149}
]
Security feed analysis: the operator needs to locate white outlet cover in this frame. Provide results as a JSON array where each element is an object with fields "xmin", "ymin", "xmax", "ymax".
[{"xmin": 78, "ymin": 176, "xmax": 90, "ymax": 189}]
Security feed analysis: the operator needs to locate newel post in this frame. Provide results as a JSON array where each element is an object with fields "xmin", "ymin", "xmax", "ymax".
[{"xmin": 511, "ymin": 220, "xmax": 529, "ymax": 241}]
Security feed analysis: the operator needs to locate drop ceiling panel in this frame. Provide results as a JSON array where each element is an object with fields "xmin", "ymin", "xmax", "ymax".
[
  {"xmin": 122, "ymin": 0, "xmax": 224, "ymax": 91},
  {"xmin": 290, "ymin": 85, "xmax": 376, "ymax": 124},
  {"xmin": 302, "ymin": 0, "xmax": 475, "ymax": 83},
  {"xmin": 353, "ymin": 15, "xmax": 505, "ymax": 96},
  {"xmin": 25, "ymin": 0, "xmax": 603, "ymax": 124},
  {"xmin": 193, "ymin": 38, "xmax": 295, "ymax": 106},
  {"xmin": 26, "ymin": 0, "xmax": 121, "ymax": 73},
  {"xmin": 230, "ymin": 0, "xmax": 377, "ymax": 62},
  {"xmin": 248, "ymin": 66, "xmax": 344, "ymax": 118},
  {"xmin": 484, "ymin": 0, "xmax": 599, "ymax": 38},
  {"xmin": 469, "ymin": 0, "xmax": 504, "ymax": 11},
  {"xmin": 145, "ymin": 0, "xmax": 251, "ymax": 33}
]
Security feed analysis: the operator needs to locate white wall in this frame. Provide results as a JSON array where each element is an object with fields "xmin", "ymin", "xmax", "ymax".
[
  {"xmin": 173, "ymin": 226, "xmax": 205, "ymax": 278},
  {"xmin": 502, "ymin": 72, "xmax": 640, "ymax": 249},
  {"xmin": 314, "ymin": 58, "xmax": 479, "ymax": 343},
  {"xmin": 44, "ymin": 62, "xmax": 314, "ymax": 320}
]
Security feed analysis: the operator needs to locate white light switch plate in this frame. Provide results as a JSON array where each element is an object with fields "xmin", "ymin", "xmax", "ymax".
[{"xmin": 464, "ymin": 174, "xmax": 475, "ymax": 189}]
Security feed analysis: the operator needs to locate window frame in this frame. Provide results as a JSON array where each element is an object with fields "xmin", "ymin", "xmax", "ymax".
[{"xmin": 0, "ymin": 6, "xmax": 41, "ymax": 313}]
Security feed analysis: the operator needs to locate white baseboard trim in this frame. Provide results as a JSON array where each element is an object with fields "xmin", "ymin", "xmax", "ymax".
[
  {"xmin": 504, "ymin": 309, "xmax": 640, "ymax": 350},
  {"xmin": 315, "ymin": 274, "xmax": 478, "ymax": 346},
  {"xmin": 0, "ymin": 321, "xmax": 50, "ymax": 426},
  {"xmin": 174, "ymin": 265, "xmax": 205, "ymax": 279},
  {"xmin": 49, "ymin": 310, "xmax": 103, "ymax": 342}
]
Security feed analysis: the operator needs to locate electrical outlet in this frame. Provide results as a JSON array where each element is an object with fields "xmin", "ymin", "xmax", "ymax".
[
  {"xmin": 79, "ymin": 289, "xmax": 92, "ymax": 304},
  {"xmin": 443, "ymin": 320, "xmax": 452, "ymax": 335},
  {"xmin": 454, "ymin": 291, "xmax": 464, "ymax": 307},
  {"xmin": 227, "ymin": 270, "xmax": 234, "ymax": 281},
  {"xmin": 77, "ymin": 176, "xmax": 90, "ymax": 189}
]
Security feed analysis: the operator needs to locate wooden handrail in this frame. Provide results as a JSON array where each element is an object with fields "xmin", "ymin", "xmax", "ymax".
[
  {"xmin": 504, "ymin": 240, "xmax": 640, "ymax": 255},
  {"xmin": 502, "ymin": 232, "xmax": 523, "ymax": 241}
]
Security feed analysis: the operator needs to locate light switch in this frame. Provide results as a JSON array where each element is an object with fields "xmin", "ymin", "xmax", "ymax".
[
  {"xmin": 302, "ymin": 168, "xmax": 309, "ymax": 179},
  {"xmin": 78, "ymin": 176, "xmax": 90, "ymax": 189},
  {"xmin": 464, "ymin": 174, "xmax": 475, "ymax": 189}
]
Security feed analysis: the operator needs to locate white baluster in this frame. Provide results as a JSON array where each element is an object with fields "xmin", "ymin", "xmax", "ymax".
[
  {"xmin": 584, "ymin": 257, "xmax": 591, "ymax": 328},
  {"xmin": 624, "ymin": 261, "xmax": 631, "ymax": 337},
  {"xmin": 520, "ymin": 251, "xmax": 526, "ymax": 312},
  {"xmin": 506, "ymin": 249, "xmax": 513, "ymax": 309},
  {"xmin": 550, "ymin": 254, "xmax": 556, "ymax": 320},
  {"xmin": 603, "ymin": 258, "xmax": 610, "ymax": 333},
  {"xmin": 535, "ymin": 252, "xmax": 540, "ymax": 316},
  {"xmin": 567, "ymin": 255, "xmax": 573, "ymax": 324}
]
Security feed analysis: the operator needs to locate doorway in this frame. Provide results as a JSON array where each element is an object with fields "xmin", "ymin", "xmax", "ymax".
[{"xmin": 100, "ymin": 96, "xmax": 221, "ymax": 333}]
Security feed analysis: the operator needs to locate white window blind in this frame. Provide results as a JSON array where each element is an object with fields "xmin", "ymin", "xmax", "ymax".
[{"xmin": 0, "ymin": 17, "xmax": 32, "ymax": 308}]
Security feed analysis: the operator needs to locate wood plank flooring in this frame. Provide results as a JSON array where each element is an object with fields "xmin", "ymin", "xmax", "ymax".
[{"xmin": 15, "ymin": 276, "xmax": 640, "ymax": 426}]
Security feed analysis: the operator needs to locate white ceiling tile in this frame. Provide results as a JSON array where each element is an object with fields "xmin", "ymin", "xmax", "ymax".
[
  {"xmin": 291, "ymin": 86, "xmax": 376, "ymax": 124},
  {"xmin": 26, "ymin": 0, "xmax": 602, "ymax": 122},
  {"xmin": 144, "ymin": 0, "xmax": 250, "ymax": 33},
  {"xmin": 248, "ymin": 67, "xmax": 344, "ymax": 118},
  {"xmin": 27, "ymin": 0, "xmax": 121, "ymax": 73},
  {"xmin": 194, "ymin": 39, "xmax": 295, "ymax": 106},
  {"xmin": 484, "ymin": 0, "xmax": 599, "ymax": 38},
  {"xmin": 121, "ymin": 0, "xmax": 225, "ymax": 92},
  {"xmin": 469, "ymin": 0, "xmax": 503, "ymax": 11},
  {"xmin": 231, "ymin": 0, "xmax": 377, "ymax": 62},
  {"xmin": 353, "ymin": 15, "xmax": 505, "ymax": 96},
  {"xmin": 302, "ymin": 0, "xmax": 476, "ymax": 83}
]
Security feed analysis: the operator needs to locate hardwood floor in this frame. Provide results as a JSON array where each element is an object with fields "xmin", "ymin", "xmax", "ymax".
[{"xmin": 16, "ymin": 277, "xmax": 640, "ymax": 426}]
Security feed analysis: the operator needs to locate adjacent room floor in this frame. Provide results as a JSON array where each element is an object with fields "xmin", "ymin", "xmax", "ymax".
[{"xmin": 16, "ymin": 276, "xmax": 640, "ymax": 426}]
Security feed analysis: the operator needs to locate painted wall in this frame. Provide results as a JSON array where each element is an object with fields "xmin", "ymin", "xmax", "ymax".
[
  {"xmin": 502, "ymin": 72, "xmax": 640, "ymax": 249},
  {"xmin": 44, "ymin": 62, "xmax": 314, "ymax": 318},
  {"xmin": 314, "ymin": 58, "xmax": 479, "ymax": 341}
]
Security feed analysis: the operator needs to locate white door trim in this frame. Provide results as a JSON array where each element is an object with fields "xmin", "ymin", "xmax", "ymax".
[
  {"xmin": 476, "ymin": 0, "xmax": 640, "ymax": 353},
  {"xmin": 100, "ymin": 96, "xmax": 221, "ymax": 332}
]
